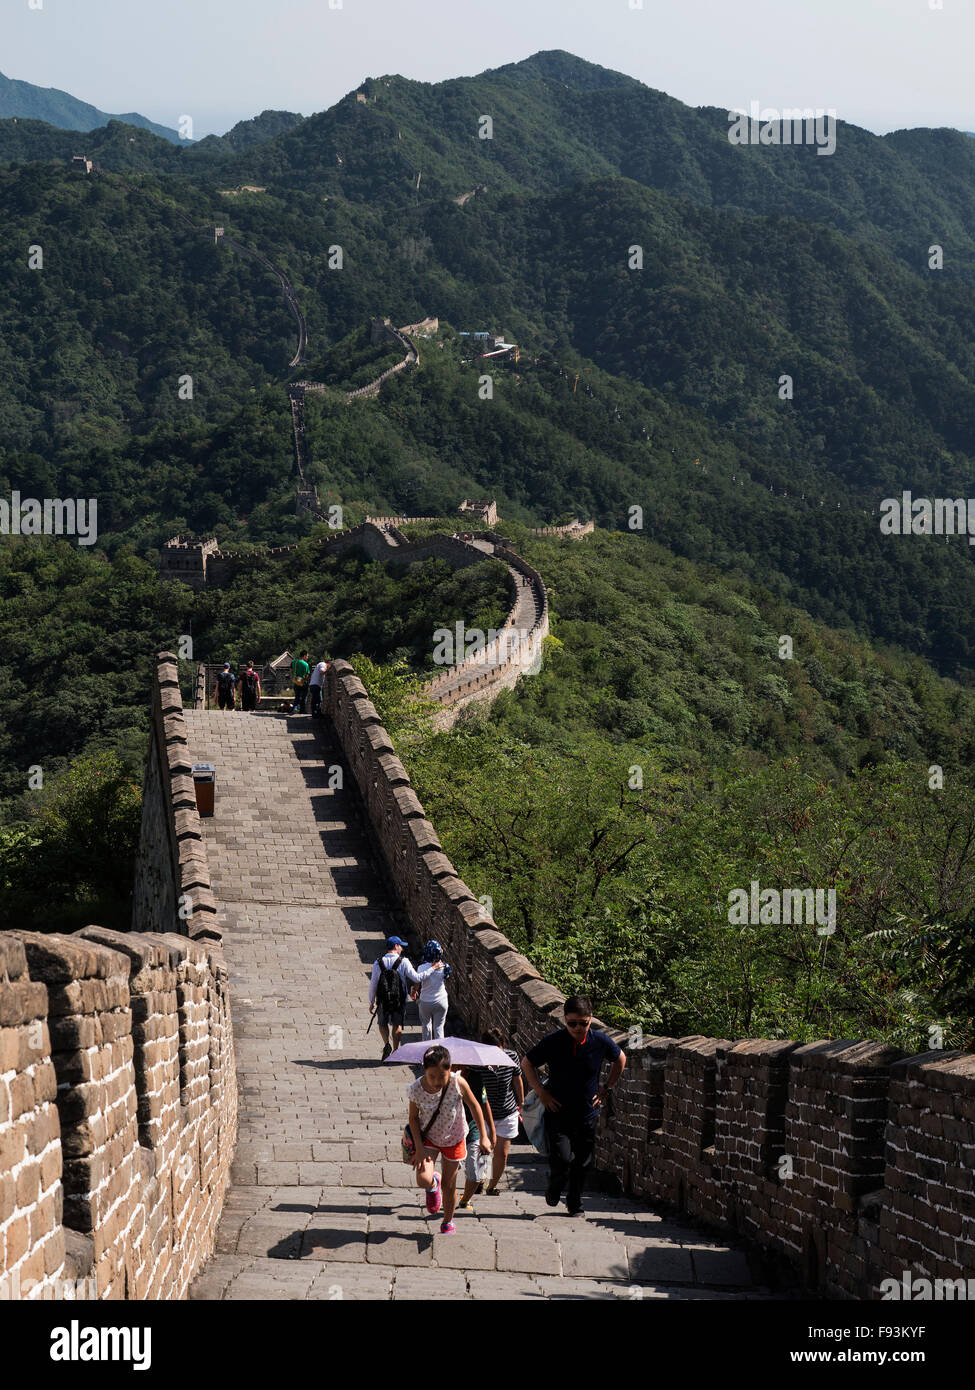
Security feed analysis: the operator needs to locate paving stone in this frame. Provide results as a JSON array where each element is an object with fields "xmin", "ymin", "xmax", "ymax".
[
  {"xmin": 255, "ymin": 1162, "xmax": 300, "ymax": 1186},
  {"xmin": 236, "ymin": 1223, "xmax": 305, "ymax": 1259},
  {"xmin": 558, "ymin": 1235, "xmax": 629, "ymax": 1281},
  {"xmin": 531, "ymin": 1274, "xmax": 628, "ymax": 1300},
  {"xmin": 496, "ymin": 1235, "xmax": 562, "ymax": 1275},
  {"xmin": 299, "ymin": 1223, "xmax": 369, "ymax": 1262},
  {"xmin": 626, "ymin": 1239, "xmax": 696, "ymax": 1284},
  {"xmin": 382, "ymin": 1164, "xmax": 417, "ymax": 1189},
  {"xmin": 348, "ymin": 1142, "xmax": 389, "ymax": 1161},
  {"xmin": 273, "ymin": 1143, "xmax": 314, "ymax": 1161},
  {"xmin": 431, "ymin": 1229, "xmax": 496, "ymax": 1270},
  {"xmin": 465, "ymin": 1272, "xmax": 547, "ymax": 1300},
  {"xmin": 391, "ymin": 1269, "xmax": 470, "ymax": 1299},
  {"xmin": 296, "ymin": 1163, "xmax": 345, "ymax": 1185},
  {"xmin": 366, "ymin": 1232, "xmax": 434, "ymax": 1266},
  {"xmin": 342, "ymin": 1163, "xmax": 386, "ymax": 1186},
  {"xmin": 306, "ymin": 1264, "xmax": 394, "ymax": 1300},
  {"xmin": 312, "ymin": 1143, "xmax": 352, "ymax": 1161},
  {"xmin": 688, "ymin": 1246, "xmax": 754, "ymax": 1287}
]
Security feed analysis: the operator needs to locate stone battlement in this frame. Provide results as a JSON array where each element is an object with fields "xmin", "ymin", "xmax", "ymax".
[
  {"xmin": 0, "ymin": 928, "xmax": 235, "ymax": 1300},
  {"xmin": 1, "ymin": 654, "xmax": 236, "ymax": 1300}
]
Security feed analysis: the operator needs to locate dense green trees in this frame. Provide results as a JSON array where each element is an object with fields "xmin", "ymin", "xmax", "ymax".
[
  {"xmin": 365, "ymin": 535, "xmax": 975, "ymax": 1046},
  {"xmin": 1, "ymin": 51, "xmax": 973, "ymax": 1040}
]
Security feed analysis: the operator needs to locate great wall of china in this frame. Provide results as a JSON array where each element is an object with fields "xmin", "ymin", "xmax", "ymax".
[
  {"xmin": 2, "ymin": 190, "xmax": 973, "ymax": 1302},
  {"xmin": 3, "ymin": 641, "xmax": 973, "ymax": 1300}
]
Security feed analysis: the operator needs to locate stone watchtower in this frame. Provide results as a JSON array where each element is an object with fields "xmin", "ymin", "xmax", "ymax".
[
  {"xmin": 458, "ymin": 499, "xmax": 498, "ymax": 527},
  {"xmin": 159, "ymin": 536, "xmax": 219, "ymax": 589}
]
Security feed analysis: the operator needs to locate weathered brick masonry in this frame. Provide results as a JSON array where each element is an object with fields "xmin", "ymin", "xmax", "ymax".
[
  {"xmin": 322, "ymin": 657, "xmax": 975, "ymax": 1298},
  {"xmin": 0, "ymin": 656, "xmax": 236, "ymax": 1299}
]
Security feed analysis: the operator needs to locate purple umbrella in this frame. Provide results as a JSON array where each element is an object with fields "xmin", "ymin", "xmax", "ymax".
[{"xmin": 385, "ymin": 1037, "xmax": 516, "ymax": 1067}]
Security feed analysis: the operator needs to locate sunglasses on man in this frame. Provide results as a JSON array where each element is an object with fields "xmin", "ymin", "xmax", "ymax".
[{"xmin": 565, "ymin": 1018, "xmax": 591, "ymax": 1030}]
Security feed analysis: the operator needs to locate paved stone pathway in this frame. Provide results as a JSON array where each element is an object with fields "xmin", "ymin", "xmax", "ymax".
[{"xmin": 184, "ymin": 710, "xmax": 777, "ymax": 1300}]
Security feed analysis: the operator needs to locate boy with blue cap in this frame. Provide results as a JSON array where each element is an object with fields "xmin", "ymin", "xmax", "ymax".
[{"xmin": 368, "ymin": 935, "xmax": 440, "ymax": 1060}]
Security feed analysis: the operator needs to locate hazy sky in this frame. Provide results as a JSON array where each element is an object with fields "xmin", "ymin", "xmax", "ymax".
[{"xmin": 3, "ymin": 0, "xmax": 972, "ymax": 137}]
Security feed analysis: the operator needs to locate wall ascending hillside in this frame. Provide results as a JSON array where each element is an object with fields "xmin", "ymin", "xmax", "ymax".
[{"xmin": 322, "ymin": 657, "xmax": 975, "ymax": 1298}]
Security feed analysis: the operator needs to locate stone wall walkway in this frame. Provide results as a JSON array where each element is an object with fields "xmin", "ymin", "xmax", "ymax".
[{"xmin": 184, "ymin": 710, "xmax": 777, "ymax": 1300}]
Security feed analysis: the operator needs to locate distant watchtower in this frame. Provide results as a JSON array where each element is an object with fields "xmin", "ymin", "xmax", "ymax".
[
  {"xmin": 160, "ymin": 535, "xmax": 219, "ymax": 589},
  {"xmin": 458, "ymin": 498, "xmax": 498, "ymax": 527},
  {"xmin": 71, "ymin": 155, "xmax": 93, "ymax": 174},
  {"xmin": 296, "ymin": 485, "xmax": 320, "ymax": 515}
]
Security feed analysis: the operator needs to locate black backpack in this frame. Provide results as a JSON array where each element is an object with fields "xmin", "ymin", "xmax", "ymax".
[
  {"xmin": 243, "ymin": 670, "xmax": 259, "ymax": 695},
  {"xmin": 217, "ymin": 670, "xmax": 234, "ymax": 693},
  {"xmin": 376, "ymin": 956, "xmax": 406, "ymax": 1013}
]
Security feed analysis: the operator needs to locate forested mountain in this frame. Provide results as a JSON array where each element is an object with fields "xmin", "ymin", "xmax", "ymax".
[
  {"xmin": 191, "ymin": 109, "xmax": 304, "ymax": 156},
  {"xmin": 0, "ymin": 70, "xmax": 180, "ymax": 141},
  {"xmin": 5, "ymin": 51, "xmax": 975, "ymax": 279},
  {"xmin": 1, "ymin": 158, "xmax": 973, "ymax": 673},
  {"xmin": 1, "ymin": 51, "xmax": 973, "ymax": 1036}
]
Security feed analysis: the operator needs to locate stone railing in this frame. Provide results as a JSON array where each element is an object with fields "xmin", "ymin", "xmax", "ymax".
[
  {"xmin": 131, "ymin": 653, "xmax": 221, "ymax": 941},
  {"xmin": 322, "ymin": 657, "xmax": 975, "ymax": 1298},
  {"xmin": 527, "ymin": 519, "xmax": 594, "ymax": 539},
  {"xmin": 0, "ymin": 927, "xmax": 236, "ymax": 1300}
]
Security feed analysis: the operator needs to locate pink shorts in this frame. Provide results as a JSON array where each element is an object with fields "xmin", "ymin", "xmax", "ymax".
[{"xmin": 422, "ymin": 1136, "xmax": 466, "ymax": 1162}]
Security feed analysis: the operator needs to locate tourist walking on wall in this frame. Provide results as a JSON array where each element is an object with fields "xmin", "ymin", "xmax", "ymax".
[
  {"xmin": 240, "ymin": 661, "xmax": 261, "ymax": 712},
  {"xmin": 521, "ymin": 996, "xmax": 625, "ymax": 1216},
  {"xmin": 309, "ymin": 657, "xmax": 330, "ymax": 719},
  {"xmin": 368, "ymin": 935, "xmax": 439, "ymax": 1060},
  {"xmin": 214, "ymin": 662, "xmax": 236, "ymax": 710},
  {"xmin": 413, "ymin": 940, "xmax": 451, "ymax": 1040},
  {"xmin": 466, "ymin": 1028, "xmax": 523, "ymax": 1194},
  {"xmin": 407, "ymin": 1045, "xmax": 492, "ymax": 1235},
  {"xmin": 291, "ymin": 650, "xmax": 311, "ymax": 713}
]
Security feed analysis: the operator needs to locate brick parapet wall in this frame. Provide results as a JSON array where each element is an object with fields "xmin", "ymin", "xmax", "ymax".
[
  {"xmin": 323, "ymin": 656, "xmax": 975, "ymax": 1297},
  {"xmin": 527, "ymin": 520, "xmax": 595, "ymax": 538},
  {"xmin": 131, "ymin": 653, "xmax": 221, "ymax": 941},
  {"xmin": 0, "ymin": 927, "xmax": 236, "ymax": 1299}
]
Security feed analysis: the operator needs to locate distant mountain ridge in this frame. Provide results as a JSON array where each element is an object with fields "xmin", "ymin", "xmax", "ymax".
[{"xmin": 0, "ymin": 69, "xmax": 182, "ymax": 143}]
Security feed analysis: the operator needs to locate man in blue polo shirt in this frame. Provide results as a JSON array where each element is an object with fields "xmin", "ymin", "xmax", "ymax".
[{"xmin": 522, "ymin": 995, "xmax": 625, "ymax": 1216}]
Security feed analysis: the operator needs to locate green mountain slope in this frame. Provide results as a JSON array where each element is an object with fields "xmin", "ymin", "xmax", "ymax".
[
  {"xmin": 197, "ymin": 51, "xmax": 975, "ymax": 282},
  {"xmin": 0, "ymin": 70, "xmax": 181, "ymax": 142},
  {"xmin": 5, "ymin": 50, "xmax": 975, "ymax": 283}
]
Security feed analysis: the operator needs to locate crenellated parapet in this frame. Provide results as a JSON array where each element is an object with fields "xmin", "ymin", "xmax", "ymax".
[
  {"xmin": 131, "ymin": 653, "xmax": 221, "ymax": 941},
  {"xmin": 0, "ymin": 927, "xmax": 236, "ymax": 1300}
]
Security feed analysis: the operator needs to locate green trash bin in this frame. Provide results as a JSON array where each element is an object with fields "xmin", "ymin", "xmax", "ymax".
[{"xmin": 191, "ymin": 762, "xmax": 216, "ymax": 817}]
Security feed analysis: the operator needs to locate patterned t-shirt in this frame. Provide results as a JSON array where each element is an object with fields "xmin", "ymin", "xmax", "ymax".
[
  {"xmin": 467, "ymin": 1049, "xmax": 521, "ymax": 1119},
  {"xmin": 408, "ymin": 1073, "xmax": 466, "ymax": 1148}
]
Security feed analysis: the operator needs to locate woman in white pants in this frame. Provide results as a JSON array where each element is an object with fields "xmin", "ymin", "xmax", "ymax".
[{"xmin": 413, "ymin": 940, "xmax": 451, "ymax": 1039}]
